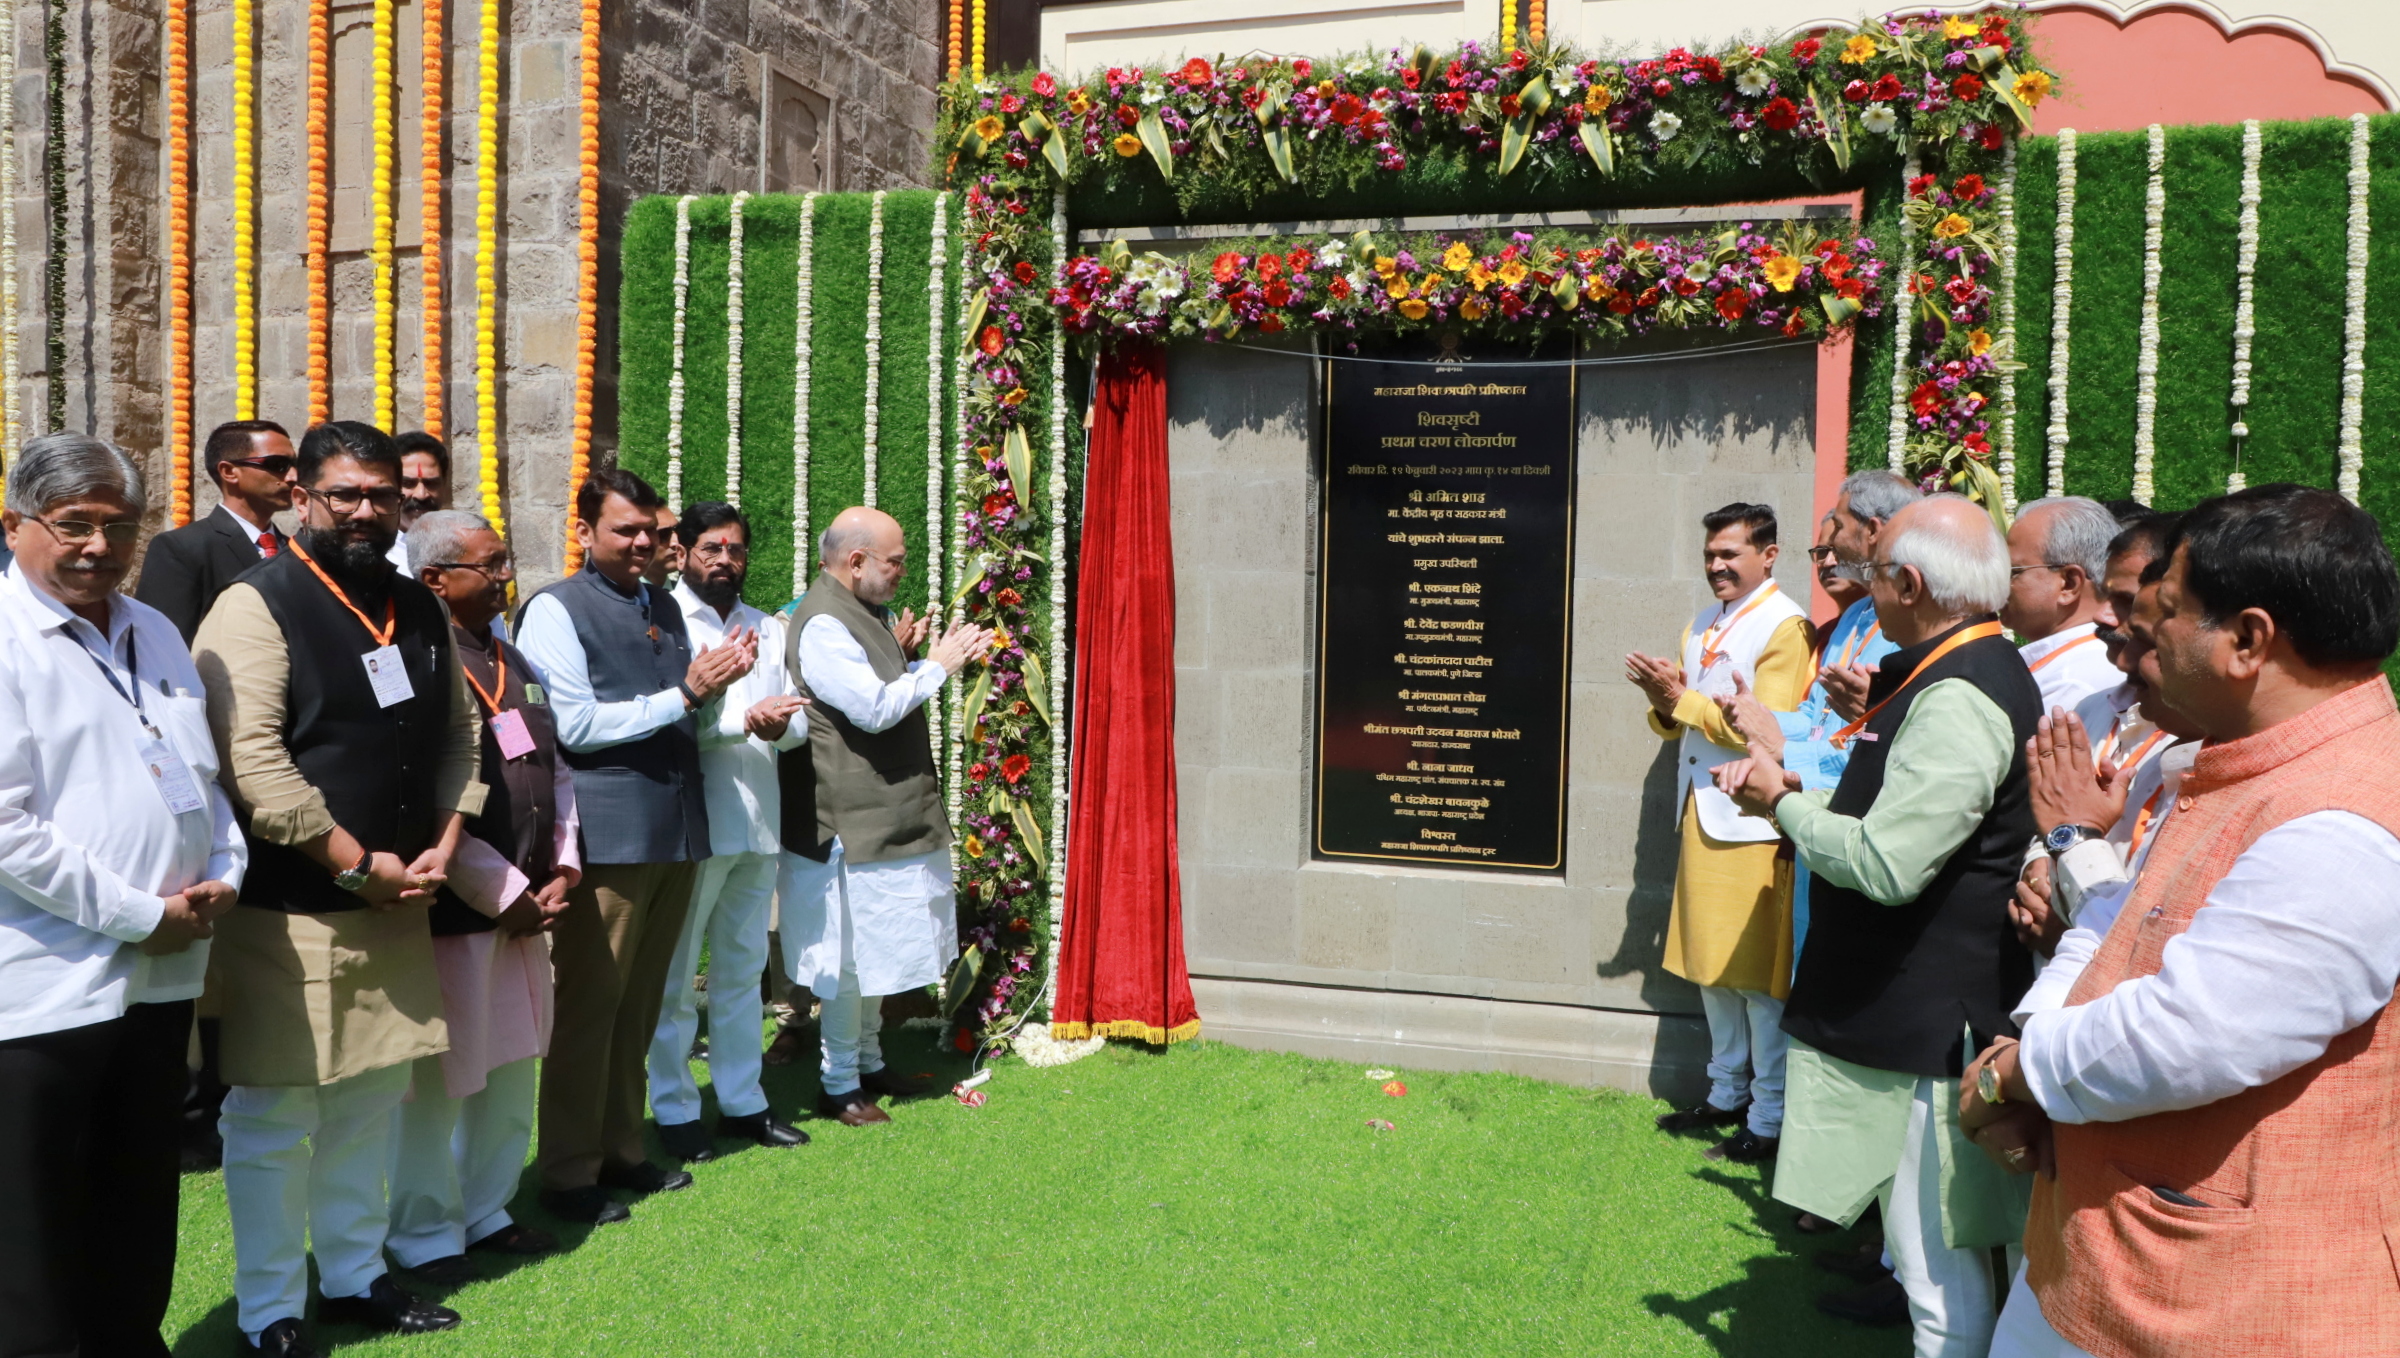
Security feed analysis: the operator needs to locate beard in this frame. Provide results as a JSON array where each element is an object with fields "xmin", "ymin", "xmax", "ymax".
[
  {"xmin": 691, "ymin": 565, "xmax": 747, "ymax": 613},
  {"xmin": 298, "ymin": 522, "xmax": 396, "ymax": 580}
]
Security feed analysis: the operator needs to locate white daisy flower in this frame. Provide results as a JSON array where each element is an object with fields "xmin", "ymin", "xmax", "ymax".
[
  {"xmin": 1861, "ymin": 104, "xmax": 1898, "ymax": 136},
  {"xmin": 1318, "ymin": 241, "xmax": 1347, "ymax": 268},
  {"xmin": 1735, "ymin": 68, "xmax": 1771, "ymax": 97},
  {"xmin": 1652, "ymin": 111, "xmax": 1683, "ymax": 142}
]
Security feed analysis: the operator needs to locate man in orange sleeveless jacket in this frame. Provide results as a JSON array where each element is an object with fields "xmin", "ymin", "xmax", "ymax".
[{"xmin": 1962, "ymin": 484, "xmax": 2400, "ymax": 1358}]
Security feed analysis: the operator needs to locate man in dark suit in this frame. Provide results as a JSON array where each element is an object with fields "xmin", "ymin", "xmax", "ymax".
[{"xmin": 136, "ymin": 420, "xmax": 296, "ymax": 642}]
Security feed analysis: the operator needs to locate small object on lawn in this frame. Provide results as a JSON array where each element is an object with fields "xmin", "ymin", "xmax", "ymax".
[
  {"xmin": 957, "ymin": 1068, "xmax": 993, "ymax": 1092},
  {"xmin": 1366, "ymin": 1118, "xmax": 1395, "ymax": 1132},
  {"xmin": 954, "ymin": 1087, "xmax": 988, "ymax": 1108},
  {"xmin": 1382, "ymin": 1080, "xmax": 1408, "ymax": 1097},
  {"xmin": 1365, "ymin": 1068, "xmax": 1396, "ymax": 1080}
]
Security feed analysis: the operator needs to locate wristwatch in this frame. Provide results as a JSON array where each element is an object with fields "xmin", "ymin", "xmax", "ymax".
[
  {"xmin": 2044, "ymin": 822, "xmax": 2106, "ymax": 854},
  {"xmin": 1976, "ymin": 1060, "xmax": 2008, "ymax": 1107},
  {"xmin": 333, "ymin": 850, "xmax": 373, "ymax": 894}
]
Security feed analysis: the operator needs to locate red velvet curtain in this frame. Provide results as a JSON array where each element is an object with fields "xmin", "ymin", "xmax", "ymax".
[{"xmin": 1050, "ymin": 343, "xmax": 1200, "ymax": 1044}]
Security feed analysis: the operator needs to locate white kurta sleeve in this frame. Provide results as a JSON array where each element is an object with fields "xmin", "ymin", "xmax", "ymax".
[{"xmin": 798, "ymin": 614, "xmax": 947, "ymax": 734}]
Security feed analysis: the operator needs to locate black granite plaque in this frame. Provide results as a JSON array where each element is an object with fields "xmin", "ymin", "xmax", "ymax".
[{"xmin": 1313, "ymin": 350, "xmax": 1576, "ymax": 872}]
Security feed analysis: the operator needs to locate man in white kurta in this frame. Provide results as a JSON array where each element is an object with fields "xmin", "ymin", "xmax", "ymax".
[
  {"xmin": 780, "ymin": 507, "xmax": 990, "ymax": 1127},
  {"xmin": 649, "ymin": 503, "xmax": 811, "ymax": 1158},
  {"xmin": 2001, "ymin": 498, "xmax": 2123, "ymax": 713}
]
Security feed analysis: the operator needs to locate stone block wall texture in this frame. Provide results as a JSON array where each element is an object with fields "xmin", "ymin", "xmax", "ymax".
[
  {"xmin": 1166, "ymin": 340, "xmax": 1821, "ymax": 1095},
  {"xmin": 16, "ymin": 0, "xmax": 936, "ymax": 585}
]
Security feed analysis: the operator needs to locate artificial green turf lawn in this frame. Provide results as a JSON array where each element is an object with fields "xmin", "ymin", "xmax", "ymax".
[{"xmin": 161, "ymin": 1035, "xmax": 1902, "ymax": 1357}]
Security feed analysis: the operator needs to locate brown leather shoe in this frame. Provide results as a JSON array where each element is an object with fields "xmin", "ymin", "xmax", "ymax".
[{"xmin": 813, "ymin": 1090, "xmax": 893, "ymax": 1126}]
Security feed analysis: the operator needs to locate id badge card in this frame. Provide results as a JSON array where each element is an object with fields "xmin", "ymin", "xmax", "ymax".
[
  {"xmin": 490, "ymin": 708, "xmax": 536, "ymax": 760},
  {"xmin": 362, "ymin": 644, "xmax": 413, "ymax": 708},
  {"xmin": 137, "ymin": 734, "xmax": 208, "ymax": 815}
]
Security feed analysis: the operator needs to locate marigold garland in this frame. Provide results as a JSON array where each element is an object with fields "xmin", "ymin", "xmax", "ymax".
[
  {"xmin": 2338, "ymin": 113, "xmax": 2370, "ymax": 503},
  {"xmin": 2131, "ymin": 123, "xmax": 2164, "ymax": 505},
  {"xmin": 2228, "ymin": 119, "xmax": 2261, "ymax": 492},
  {"xmin": 723, "ymin": 191, "xmax": 749, "ymax": 505},
  {"xmin": 1527, "ymin": 0, "xmax": 1544, "ymax": 47},
  {"xmin": 789, "ymin": 191, "xmax": 819, "ymax": 594},
  {"xmin": 2045, "ymin": 127, "xmax": 2078, "ymax": 496},
  {"xmin": 665, "ymin": 194, "xmax": 696, "ymax": 509},
  {"xmin": 474, "ymin": 0, "xmax": 506, "ymax": 540},
  {"xmin": 305, "ymin": 0, "xmax": 330, "ymax": 423},
  {"xmin": 370, "ymin": 0, "xmax": 398, "ymax": 430},
  {"xmin": 1501, "ymin": 0, "xmax": 1517, "ymax": 52},
  {"xmin": 862, "ymin": 189, "xmax": 888, "ymax": 507},
  {"xmin": 946, "ymin": 0, "xmax": 962, "ymax": 80},
  {"xmin": 970, "ymin": 0, "xmax": 984, "ymax": 80},
  {"xmin": 164, "ymin": 0, "xmax": 191, "ymax": 521},
  {"xmin": 419, "ymin": 0, "xmax": 446, "ymax": 438},
  {"xmin": 231, "ymin": 0, "xmax": 257, "ymax": 419},
  {"xmin": 564, "ymin": 0, "xmax": 600, "ymax": 558}
]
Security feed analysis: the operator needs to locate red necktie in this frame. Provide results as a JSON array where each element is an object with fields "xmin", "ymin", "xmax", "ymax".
[{"xmin": 258, "ymin": 531, "xmax": 279, "ymax": 559}]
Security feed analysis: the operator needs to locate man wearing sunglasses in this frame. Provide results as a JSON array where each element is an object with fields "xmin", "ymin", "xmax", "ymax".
[{"xmin": 135, "ymin": 420, "xmax": 295, "ymax": 644}]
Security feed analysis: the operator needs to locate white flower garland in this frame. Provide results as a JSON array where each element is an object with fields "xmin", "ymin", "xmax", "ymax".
[
  {"xmin": 2131, "ymin": 124, "xmax": 2165, "ymax": 505},
  {"xmin": 2046, "ymin": 129, "xmax": 2078, "ymax": 497},
  {"xmin": 664, "ymin": 193, "xmax": 697, "ymax": 510},
  {"xmin": 1013, "ymin": 1020, "xmax": 1102, "ymax": 1068},
  {"xmin": 723, "ymin": 191, "xmax": 748, "ymax": 506},
  {"xmin": 2228, "ymin": 120, "xmax": 2261, "ymax": 492},
  {"xmin": 1046, "ymin": 188, "xmax": 1072, "ymax": 981},
  {"xmin": 2339, "ymin": 112, "xmax": 2371, "ymax": 503},
  {"xmin": 862, "ymin": 189, "xmax": 888, "ymax": 508},
  {"xmin": 1995, "ymin": 137, "xmax": 2019, "ymax": 514},
  {"xmin": 924, "ymin": 190, "xmax": 951, "ymax": 762},
  {"xmin": 0, "ymin": 0, "xmax": 16, "ymax": 458},
  {"xmin": 790, "ymin": 192, "xmax": 819, "ymax": 594},
  {"xmin": 1884, "ymin": 150, "xmax": 1920, "ymax": 472},
  {"xmin": 945, "ymin": 247, "xmax": 975, "ymax": 868}
]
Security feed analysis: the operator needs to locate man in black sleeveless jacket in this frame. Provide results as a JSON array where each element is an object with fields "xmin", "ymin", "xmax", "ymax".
[
  {"xmin": 1715, "ymin": 495, "xmax": 2042, "ymax": 1356},
  {"xmin": 513, "ymin": 468, "xmax": 755, "ymax": 1225},
  {"xmin": 195, "ymin": 422, "xmax": 484, "ymax": 1356}
]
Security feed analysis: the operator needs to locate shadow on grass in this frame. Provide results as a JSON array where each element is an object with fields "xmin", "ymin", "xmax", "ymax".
[{"xmin": 1642, "ymin": 1166, "xmax": 1904, "ymax": 1358}]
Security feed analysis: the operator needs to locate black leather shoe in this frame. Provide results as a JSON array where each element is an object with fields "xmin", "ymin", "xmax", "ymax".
[
  {"xmin": 657, "ymin": 1118, "xmax": 719, "ymax": 1163},
  {"xmin": 238, "ymin": 1318, "xmax": 321, "ymax": 1358},
  {"xmin": 315, "ymin": 1275, "xmax": 461, "ymax": 1334},
  {"xmin": 597, "ymin": 1160, "xmax": 694, "ymax": 1195},
  {"xmin": 1704, "ymin": 1129, "xmax": 1780, "ymax": 1163},
  {"xmin": 1815, "ymin": 1242, "xmax": 1892, "ymax": 1283},
  {"xmin": 401, "ymin": 1253, "xmax": 479, "ymax": 1287},
  {"xmin": 1655, "ymin": 1099, "xmax": 1749, "ymax": 1133},
  {"xmin": 718, "ymin": 1111, "xmax": 810, "ymax": 1147},
  {"xmin": 1817, "ymin": 1275, "xmax": 1910, "ymax": 1327},
  {"xmin": 467, "ymin": 1222, "xmax": 559, "ymax": 1255},
  {"xmin": 539, "ymin": 1185, "xmax": 631, "ymax": 1225},
  {"xmin": 857, "ymin": 1067, "xmax": 926, "ymax": 1099}
]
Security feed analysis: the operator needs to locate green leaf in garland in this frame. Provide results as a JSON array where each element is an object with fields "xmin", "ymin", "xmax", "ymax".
[
  {"xmin": 1136, "ymin": 108, "xmax": 1175, "ymax": 182},
  {"xmin": 1820, "ymin": 292, "xmax": 1862, "ymax": 328},
  {"xmin": 1004, "ymin": 424, "xmax": 1037, "ymax": 504},
  {"xmin": 1259, "ymin": 126, "xmax": 1298, "ymax": 185},
  {"xmin": 1808, "ymin": 87, "xmax": 1852, "ymax": 172},
  {"xmin": 1011, "ymin": 800, "xmax": 1049, "ymax": 872},
  {"xmin": 956, "ymin": 124, "xmax": 987, "ymax": 161},
  {"xmin": 1499, "ymin": 114, "xmax": 1533, "ymax": 177},
  {"xmin": 962, "ymin": 664, "xmax": 994, "ymax": 735},
  {"xmin": 1020, "ymin": 649, "xmax": 1052, "ymax": 726},
  {"xmin": 1021, "ymin": 112, "xmax": 1071, "ymax": 180},
  {"xmin": 1516, "ymin": 74, "xmax": 1553, "ymax": 118},
  {"xmin": 1575, "ymin": 120, "xmax": 1615, "ymax": 177},
  {"xmin": 941, "ymin": 944, "xmax": 984, "ymax": 1019},
  {"xmin": 1205, "ymin": 117, "xmax": 1227, "ymax": 160},
  {"xmin": 1952, "ymin": 456, "xmax": 2011, "ymax": 534},
  {"xmin": 960, "ymin": 287, "xmax": 990, "ymax": 355},
  {"xmin": 1552, "ymin": 274, "xmax": 1580, "ymax": 309}
]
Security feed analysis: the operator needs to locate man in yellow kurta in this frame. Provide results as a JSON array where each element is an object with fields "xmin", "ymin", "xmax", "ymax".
[{"xmin": 1625, "ymin": 502, "xmax": 1811, "ymax": 1162}]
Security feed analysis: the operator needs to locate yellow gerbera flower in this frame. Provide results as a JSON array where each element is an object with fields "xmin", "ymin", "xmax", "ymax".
[
  {"xmin": 1397, "ymin": 298, "xmax": 1429, "ymax": 319},
  {"xmin": 1763, "ymin": 255, "xmax": 1802, "ymax": 292},
  {"xmin": 1467, "ymin": 260, "xmax": 1496, "ymax": 291},
  {"xmin": 1841, "ymin": 34, "xmax": 1878, "ymax": 63},
  {"xmin": 1941, "ymin": 15, "xmax": 1978, "ymax": 40},
  {"xmin": 964, "ymin": 835, "xmax": 986, "ymax": 859},
  {"xmin": 1112, "ymin": 132, "xmax": 1143, "ymax": 157},
  {"xmin": 1373, "ymin": 254, "xmax": 1399, "ymax": 278},
  {"xmin": 1584, "ymin": 83, "xmax": 1613, "ymax": 115},
  {"xmin": 1387, "ymin": 278, "xmax": 1412, "ymax": 300},
  {"xmin": 1968, "ymin": 328, "xmax": 1992, "ymax": 356},
  {"xmin": 1933, "ymin": 212, "xmax": 1974, "ymax": 240},
  {"xmin": 1497, "ymin": 260, "xmax": 1528, "ymax": 287},
  {"xmin": 973, "ymin": 115, "xmax": 1006, "ymax": 142},
  {"xmin": 1066, "ymin": 89, "xmax": 1093, "ymax": 116},
  {"xmin": 1442, "ymin": 242, "xmax": 1474, "ymax": 272},
  {"xmin": 1458, "ymin": 295, "xmax": 1488, "ymax": 320},
  {"xmin": 1585, "ymin": 276, "xmax": 1613, "ymax": 302},
  {"xmin": 2013, "ymin": 70, "xmax": 2053, "ymax": 106}
]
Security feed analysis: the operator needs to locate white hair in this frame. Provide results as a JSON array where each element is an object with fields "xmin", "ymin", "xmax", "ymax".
[
  {"xmin": 2015, "ymin": 495, "xmax": 2119, "ymax": 584},
  {"xmin": 818, "ymin": 515, "xmax": 877, "ymax": 569},
  {"xmin": 6, "ymin": 432, "xmax": 147, "ymax": 517},
  {"xmin": 407, "ymin": 509, "xmax": 494, "ymax": 574},
  {"xmin": 1885, "ymin": 493, "xmax": 2009, "ymax": 614},
  {"xmin": 1838, "ymin": 469, "xmax": 1920, "ymax": 525}
]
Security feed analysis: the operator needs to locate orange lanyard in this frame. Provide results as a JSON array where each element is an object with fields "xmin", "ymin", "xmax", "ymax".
[
  {"xmin": 288, "ymin": 536, "xmax": 396, "ymax": 646},
  {"xmin": 1699, "ymin": 584, "xmax": 1780, "ymax": 670},
  {"xmin": 2026, "ymin": 631, "xmax": 2098, "ymax": 673},
  {"xmin": 2127, "ymin": 782, "xmax": 2168, "ymax": 862},
  {"xmin": 2106, "ymin": 727, "xmax": 2168, "ymax": 775},
  {"xmin": 1829, "ymin": 621, "xmax": 2006, "ymax": 750},
  {"xmin": 459, "ymin": 643, "xmax": 507, "ymax": 717},
  {"xmin": 1836, "ymin": 621, "xmax": 1882, "ymax": 670}
]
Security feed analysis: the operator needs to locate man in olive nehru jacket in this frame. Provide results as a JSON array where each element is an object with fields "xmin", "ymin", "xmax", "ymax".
[
  {"xmin": 779, "ymin": 507, "xmax": 989, "ymax": 1127},
  {"xmin": 514, "ymin": 469, "xmax": 755, "ymax": 1223}
]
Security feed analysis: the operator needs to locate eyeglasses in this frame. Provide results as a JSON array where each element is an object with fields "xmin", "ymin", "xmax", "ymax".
[
  {"xmin": 689, "ymin": 542, "xmax": 749, "ymax": 562},
  {"xmin": 222, "ymin": 455, "xmax": 295, "ymax": 477},
  {"xmin": 2008, "ymin": 563, "xmax": 2067, "ymax": 578},
  {"xmin": 303, "ymin": 485, "xmax": 405, "ymax": 514},
  {"xmin": 1806, "ymin": 546, "xmax": 1839, "ymax": 563},
  {"xmin": 26, "ymin": 515, "xmax": 141, "ymax": 546},
  {"xmin": 434, "ymin": 557, "xmax": 515, "ymax": 581}
]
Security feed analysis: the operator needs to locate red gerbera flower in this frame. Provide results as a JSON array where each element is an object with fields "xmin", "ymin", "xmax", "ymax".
[
  {"xmin": 1842, "ymin": 79, "xmax": 1870, "ymax": 104},
  {"xmin": 969, "ymin": 762, "xmax": 990, "ymax": 783},
  {"xmin": 1792, "ymin": 38, "xmax": 1821, "ymax": 63},
  {"xmin": 1871, "ymin": 73, "xmax": 1904, "ymax": 102},
  {"xmin": 1954, "ymin": 173, "xmax": 1987, "ymax": 200},
  {"xmin": 1263, "ymin": 280, "xmax": 1292, "ymax": 306},
  {"xmin": 1908, "ymin": 173, "xmax": 1939, "ymax": 198},
  {"xmin": 1671, "ymin": 276, "xmax": 1701, "ymax": 297},
  {"xmin": 982, "ymin": 491, "xmax": 1013, "ymax": 516},
  {"xmin": 1180, "ymin": 57, "xmax": 1214, "ymax": 86},
  {"xmin": 1979, "ymin": 123, "xmax": 2006, "ymax": 150},
  {"xmin": 1761, "ymin": 96, "xmax": 1800, "ymax": 131},
  {"xmin": 1031, "ymin": 72, "xmax": 1056, "ymax": 97},
  {"xmin": 1329, "ymin": 275, "xmax": 1353, "ymax": 300},
  {"xmin": 1288, "ymin": 248, "xmax": 1313, "ymax": 272},
  {"xmin": 1715, "ymin": 290, "xmax": 1750, "ymax": 321},
  {"xmin": 1001, "ymin": 754, "xmax": 1032, "ymax": 783},
  {"xmin": 1115, "ymin": 104, "xmax": 1140, "ymax": 127},
  {"xmin": 1013, "ymin": 261, "xmax": 1038, "ymax": 283},
  {"xmin": 995, "ymin": 587, "xmax": 1022, "ymax": 606},
  {"xmin": 1952, "ymin": 72, "xmax": 1985, "ymax": 100},
  {"xmin": 977, "ymin": 325, "xmax": 1004, "ymax": 356},
  {"xmin": 1256, "ymin": 252, "xmax": 1282, "ymax": 280},
  {"xmin": 1909, "ymin": 380, "xmax": 1944, "ymax": 417},
  {"xmin": 1211, "ymin": 252, "xmax": 1244, "ymax": 284},
  {"xmin": 1835, "ymin": 277, "xmax": 1866, "ymax": 299}
]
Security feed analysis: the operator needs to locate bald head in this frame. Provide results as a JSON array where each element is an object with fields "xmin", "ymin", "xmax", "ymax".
[
  {"xmin": 819, "ymin": 506, "xmax": 908, "ymax": 605},
  {"xmin": 1872, "ymin": 493, "xmax": 2010, "ymax": 644}
]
